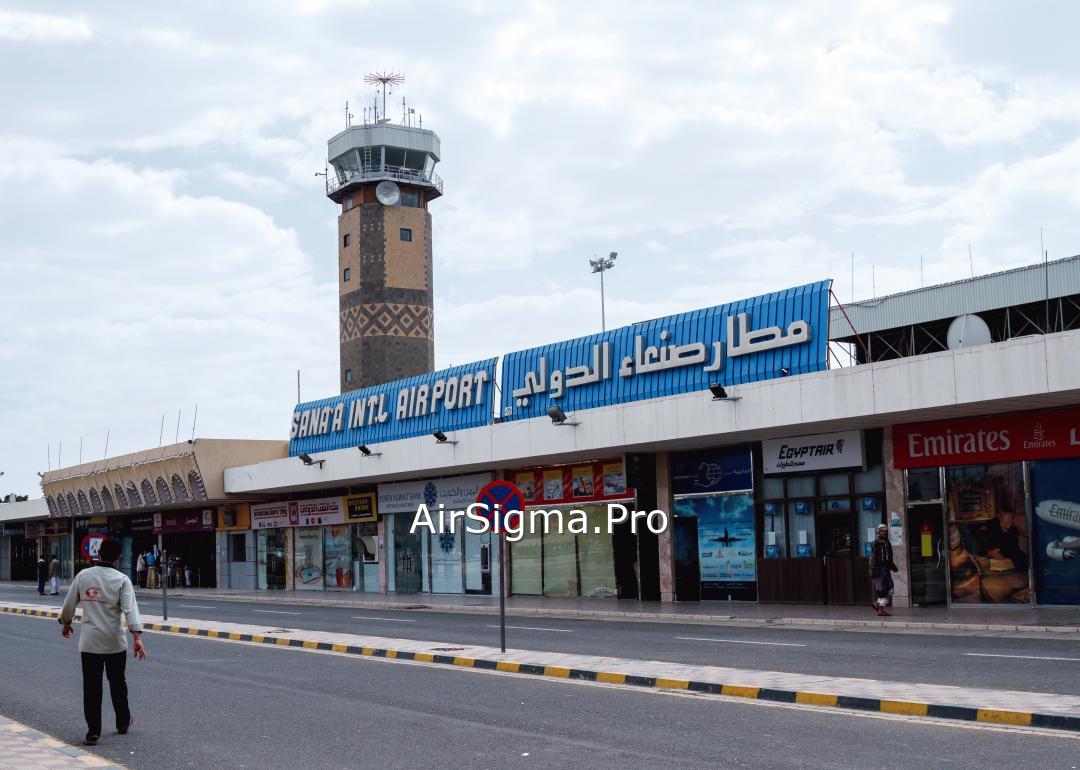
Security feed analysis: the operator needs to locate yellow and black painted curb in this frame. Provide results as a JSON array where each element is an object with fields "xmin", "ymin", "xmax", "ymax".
[{"xmin": 7, "ymin": 605, "xmax": 1078, "ymax": 734}]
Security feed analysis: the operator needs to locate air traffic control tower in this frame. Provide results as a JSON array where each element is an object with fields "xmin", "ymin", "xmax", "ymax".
[{"xmin": 324, "ymin": 73, "xmax": 442, "ymax": 393}]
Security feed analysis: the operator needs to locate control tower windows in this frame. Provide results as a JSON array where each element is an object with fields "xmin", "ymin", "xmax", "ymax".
[
  {"xmin": 401, "ymin": 191, "xmax": 420, "ymax": 208},
  {"xmin": 400, "ymin": 228, "xmax": 412, "ymax": 242}
]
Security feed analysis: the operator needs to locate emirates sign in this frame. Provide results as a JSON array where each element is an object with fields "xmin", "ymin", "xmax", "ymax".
[{"xmin": 893, "ymin": 407, "xmax": 1080, "ymax": 469}]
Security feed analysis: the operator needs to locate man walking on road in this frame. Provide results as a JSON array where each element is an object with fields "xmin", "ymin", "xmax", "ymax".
[
  {"xmin": 48, "ymin": 553, "xmax": 61, "ymax": 595},
  {"xmin": 58, "ymin": 538, "xmax": 148, "ymax": 746},
  {"xmin": 36, "ymin": 553, "xmax": 48, "ymax": 595},
  {"xmin": 869, "ymin": 523, "xmax": 898, "ymax": 616}
]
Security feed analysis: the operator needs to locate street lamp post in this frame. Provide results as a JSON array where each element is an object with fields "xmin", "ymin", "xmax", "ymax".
[{"xmin": 589, "ymin": 251, "xmax": 618, "ymax": 332}]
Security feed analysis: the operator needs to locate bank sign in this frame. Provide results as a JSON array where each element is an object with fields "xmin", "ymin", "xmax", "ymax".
[{"xmin": 289, "ymin": 281, "xmax": 830, "ymax": 456}]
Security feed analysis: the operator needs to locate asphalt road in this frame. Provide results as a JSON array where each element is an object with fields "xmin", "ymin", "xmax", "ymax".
[
  {"xmin": 3, "ymin": 586, "xmax": 1079, "ymax": 696},
  {"xmin": 1, "ymin": 612, "xmax": 1078, "ymax": 769}
]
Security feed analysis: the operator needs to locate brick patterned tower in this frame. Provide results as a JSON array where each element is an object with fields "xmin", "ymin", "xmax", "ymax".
[{"xmin": 325, "ymin": 88, "xmax": 442, "ymax": 392}]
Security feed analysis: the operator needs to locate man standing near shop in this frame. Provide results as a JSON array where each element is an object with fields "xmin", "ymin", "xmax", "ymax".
[
  {"xmin": 36, "ymin": 553, "xmax": 48, "ymax": 595},
  {"xmin": 869, "ymin": 523, "xmax": 898, "ymax": 616},
  {"xmin": 58, "ymin": 538, "xmax": 148, "ymax": 746},
  {"xmin": 48, "ymin": 552, "xmax": 61, "ymax": 595}
]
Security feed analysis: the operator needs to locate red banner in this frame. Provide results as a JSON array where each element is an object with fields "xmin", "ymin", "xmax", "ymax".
[{"xmin": 893, "ymin": 407, "xmax": 1080, "ymax": 469}]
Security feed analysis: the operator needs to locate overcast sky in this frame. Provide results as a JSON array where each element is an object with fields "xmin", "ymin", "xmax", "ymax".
[{"xmin": 3, "ymin": 1, "xmax": 1080, "ymax": 496}]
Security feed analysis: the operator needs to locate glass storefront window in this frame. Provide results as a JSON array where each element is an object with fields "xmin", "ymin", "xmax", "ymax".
[
  {"xmin": 786, "ymin": 476, "xmax": 815, "ymax": 498},
  {"xmin": 352, "ymin": 522, "xmax": 379, "ymax": 593},
  {"xmin": 324, "ymin": 525, "xmax": 352, "ymax": 591},
  {"xmin": 762, "ymin": 478, "xmax": 784, "ymax": 499},
  {"xmin": 430, "ymin": 523, "xmax": 463, "ymax": 594},
  {"xmin": 789, "ymin": 501, "xmax": 816, "ymax": 557},
  {"xmin": 945, "ymin": 463, "xmax": 1030, "ymax": 605},
  {"xmin": 542, "ymin": 526, "xmax": 577, "ymax": 598},
  {"xmin": 856, "ymin": 495, "xmax": 883, "ymax": 556},
  {"xmin": 820, "ymin": 473, "xmax": 849, "ymax": 496},
  {"xmin": 762, "ymin": 502, "xmax": 787, "ymax": 558},
  {"xmin": 509, "ymin": 528, "xmax": 542, "ymax": 595},
  {"xmin": 854, "ymin": 464, "xmax": 885, "ymax": 494},
  {"xmin": 906, "ymin": 468, "xmax": 942, "ymax": 502},
  {"xmin": 578, "ymin": 506, "xmax": 618, "ymax": 598},
  {"xmin": 258, "ymin": 528, "xmax": 286, "ymax": 590}
]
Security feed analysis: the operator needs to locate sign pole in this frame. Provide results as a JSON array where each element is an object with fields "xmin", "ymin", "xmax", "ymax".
[{"xmin": 498, "ymin": 533, "xmax": 506, "ymax": 653}]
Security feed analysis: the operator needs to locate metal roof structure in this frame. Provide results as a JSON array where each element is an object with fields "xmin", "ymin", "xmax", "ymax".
[{"xmin": 830, "ymin": 254, "xmax": 1080, "ymax": 339}]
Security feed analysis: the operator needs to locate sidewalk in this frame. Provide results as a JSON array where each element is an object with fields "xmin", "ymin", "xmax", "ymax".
[
  {"xmin": 8, "ymin": 580, "xmax": 1079, "ymax": 634},
  {"xmin": 0, "ymin": 715, "xmax": 122, "ymax": 769},
  {"xmin": 4, "ymin": 601, "xmax": 1078, "ymax": 733}
]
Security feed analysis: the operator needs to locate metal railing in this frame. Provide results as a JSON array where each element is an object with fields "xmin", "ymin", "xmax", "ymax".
[{"xmin": 326, "ymin": 164, "xmax": 443, "ymax": 196}]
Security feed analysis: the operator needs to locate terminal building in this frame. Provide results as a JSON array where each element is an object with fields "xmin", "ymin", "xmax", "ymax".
[{"xmin": 6, "ymin": 256, "xmax": 1078, "ymax": 609}]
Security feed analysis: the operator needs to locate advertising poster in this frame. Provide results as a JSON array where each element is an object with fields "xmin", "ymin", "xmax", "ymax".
[
  {"xmin": 602, "ymin": 463, "xmax": 626, "ymax": 496},
  {"xmin": 673, "ymin": 494, "xmax": 756, "ymax": 599},
  {"xmin": 945, "ymin": 464, "xmax": 1030, "ymax": 604},
  {"xmin": 543, "ymin": 470, "xmax": 564, "ymax": 501},
  {"xmin": 1029, "ymin": 459, "xmax": 1080, "ymax": 606},
  {"xmin": 516, "ymin": 472, "xmax": 536, "ymax": 502},
  {"xmin": 572, "ymin": 466, "xmax": 595, "ymax": 498},
  {"xmin": 294, "ymin": 527, "xmax": 324, "ymax": 590}
]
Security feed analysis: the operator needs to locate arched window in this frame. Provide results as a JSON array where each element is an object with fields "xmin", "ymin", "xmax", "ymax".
[
  {"xmin": 141, "ymin": 479, "xmax": 158, "ymax": 507},
  {"xmin": 155, "ymin": 476, "xmax": 173, "ymax": 505},
  {"xmin": 89, "ymin": 488, "xmax": 104, "ymax": 513},
  {"xmin": 114, "ymin": 484, "xmax": 130, "ymax": 510},
  {"xmin": 66, "ymin": 493, "xmax": 79, "ymax": 515},
  {"xmin": 188, "ymin": 470, "xmax": 207, "ymax": 501},
  {"xmin": 76, "ymin": 490, "xmax": 91, "ymax": 515},
  {"xmin": 101, "ymin": 487, "xmax": 115, "ymax": 512},
  {"xmin": 57, "ymin": 494, "xmax": 70, "ymax": 516},
  {"xmin": 171, "ymin": 474, "xmax": 191, "ymax": 503},
  {"xmin": 126, "ymin": 481, "xmax": 142, "ymax": 508},
  {"xmin": 46, "ymin": 496, "xmax": 59, "ymax": 517}
]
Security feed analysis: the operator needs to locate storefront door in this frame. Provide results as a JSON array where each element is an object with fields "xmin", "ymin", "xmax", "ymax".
[
  {"xmin": 673, "ymin": 518, "xmax": 700, "ymax": 602},
  {"xmin": 260, "ymin": 529, "xmax": 287, "ymax": 590},
  {"xmin": 818, "ymin": 510, "xmax": 854, "ymax": 605},
  {"xmin": 393, "ymin": 515, "xmax": 422, "ymax": 594},
  {"xmin": 906, "ymin": 503, "xmax": 947, "ymax": 606}
]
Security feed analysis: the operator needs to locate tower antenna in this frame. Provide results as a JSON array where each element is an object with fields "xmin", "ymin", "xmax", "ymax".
[{"xmin": 364, "ymin": 71, "xmax": 405, "ymax": 124}]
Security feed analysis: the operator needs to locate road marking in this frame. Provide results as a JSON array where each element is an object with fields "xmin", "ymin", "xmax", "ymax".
[
  {"xmin": 965, "ymin": 653, "xmax": 1080, "ymax": 662},
  {"xmin": 251, "ymin": 609, "xmax": 302, "ymax": 615},
  {"xmin": 486, "ymin": 625, "xmax": 574, "ymax": 633},
  {"xmin": 352, "ymin": 615, "xmax": 416, "ymax": 623},
  {"xmin": 676, "ymin": 636, "xmax": 807, "ymax": 647},
  {"xmin": 176, "ymin": 604, "xmax": 218, "ymax": 609}
]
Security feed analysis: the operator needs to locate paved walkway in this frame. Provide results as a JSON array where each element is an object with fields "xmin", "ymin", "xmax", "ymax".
[
  {"xmin": 9, "ymin": 580, "xmax": 1079, "ymax": 633},
  {"xmin": 4, "ymin": 601, "xmax": 1078, "ymax": 732},
  {"xmin": 0, "ymin": 716, "xmax": 122, "ymax": 769}
]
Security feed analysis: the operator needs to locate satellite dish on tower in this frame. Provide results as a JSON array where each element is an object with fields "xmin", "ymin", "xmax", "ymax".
[
  {"xmin": 947, "ymin": 314, "xmax": 992, "ymax": 350},
  {"xmin": 375, "ymin": 180, "xmax": 401, "ymax": 206}
]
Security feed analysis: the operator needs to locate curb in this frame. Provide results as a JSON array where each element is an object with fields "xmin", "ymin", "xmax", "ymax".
[
  {"xmin": 7, "ymin": 605, "xmax": 1079, "ymax": 734},
  {"xmin": 128, "ymin": 591, "xmax": 1080, "ymax": 634}
]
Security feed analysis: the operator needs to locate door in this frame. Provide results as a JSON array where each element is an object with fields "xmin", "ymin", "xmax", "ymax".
[
  {"xmin": 265, "ymin": 529, "xmax": 287, "ymax": 590},
  {"xmin": 393, "ymin": 515, "xmax": 422, "ymax": 594},
  {"xmin": 673, "ymin": 517, "xmax": 700, "ymax": 601},
  {"xmin": 906, "ymin": 503, "xmax": 947, "ymax": 606},
  {"xmin": 818, "ymin": 510, "xmax": 855, "ymax": 604}
]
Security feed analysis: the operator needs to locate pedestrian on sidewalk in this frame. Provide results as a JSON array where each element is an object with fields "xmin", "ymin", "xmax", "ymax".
[
  {"xmin": 136, "ymin": 552, "xmax": 147, "ymax": 589},
  {"xmin": 48, "ymin": 553, "xmax": 61, "ymax": 595},
  {"xmin": 869, "ymin": 523, "xmax": 898, "ymax": 616},
  {"xmin": 36, "ymin": 554, "xmax": 48, "ymax": 595},
  {"xmin": 58, "ymin": 538, "xmax": 148, "ymax": 747}
]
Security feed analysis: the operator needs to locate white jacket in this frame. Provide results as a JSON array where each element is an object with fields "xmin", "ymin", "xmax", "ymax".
[{"xmin": 59, "ymin": 565, "xmax": 143, "ymax": 654}]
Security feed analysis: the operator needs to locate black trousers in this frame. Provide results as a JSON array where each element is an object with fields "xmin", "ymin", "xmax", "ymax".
[{"xmin": 81, "ymin": 651, "xmax": 130, "ymax": 735}]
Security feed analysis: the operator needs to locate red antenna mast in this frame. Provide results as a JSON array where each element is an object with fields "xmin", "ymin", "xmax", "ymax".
[{"xmin": 364, "ymin": 71, "xmax": 404, "ymax": 122}]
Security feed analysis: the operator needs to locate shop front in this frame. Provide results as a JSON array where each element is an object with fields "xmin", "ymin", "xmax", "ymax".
[
  {"xmin": 757, "ymin": 429, "xmax": 884, "ymax": 605},
  {"xmin": 155, "ymin": 509, "xmax": 217, "ymax": 587},
  {"xmin": 507, "ymin": 459, "xmax": 637, "ymax": 600},
  {"xmin": 894, "ymin": 406, "xmax": 1080, "ymax": 607},
  {"xmin": 38, "ymin": 518, "xmax": 73, "ymax": 579},
  {"xmin": 216, "ymin": 504, "xmax": 255, "ymax": 590},
  {"xmin": 670, "ymin": 446, "xmax": 756, "ymax": 602},
  {"xmin": 1, "ymin": 521, "xmax": 38, "ymax": 581},
  {"xmin": 251, "ymin": 494, "xmax": 381, "ymax": 593},
  {"xmin": 378, "ymin": 474, "xmax": 492, "ymax": 595}
]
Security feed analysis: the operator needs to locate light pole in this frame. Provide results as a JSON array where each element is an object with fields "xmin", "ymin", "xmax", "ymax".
[{"xmin": 589, "ymin": 251, "xmax": 618, "ymax": 331}]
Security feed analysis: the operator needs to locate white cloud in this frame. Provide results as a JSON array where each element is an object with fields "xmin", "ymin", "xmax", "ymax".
[{"xmin": 0, "ymin": 10, "xmax": 91, "ymax": 42}]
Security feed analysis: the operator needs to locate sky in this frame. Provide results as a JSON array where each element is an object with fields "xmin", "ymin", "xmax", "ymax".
[{"xmin": 2, "ymin": 0, "xmax": 1080, "ymax": 497}]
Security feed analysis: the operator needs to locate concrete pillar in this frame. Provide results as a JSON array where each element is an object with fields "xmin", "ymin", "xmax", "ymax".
[
  {"xmin": 285, "ymin": 527, "xmax": 295, "ymax": 591},
  {"xmin": 655, "ymin": 452, "xmax": 675, "ymax": 602},
  {"xmin": 377, "ymin": 515, "xmax": 387, "ymax": 593},
  {"xmin": 882, "ymin": 429, "xmax": 911, "ymax": 608}
]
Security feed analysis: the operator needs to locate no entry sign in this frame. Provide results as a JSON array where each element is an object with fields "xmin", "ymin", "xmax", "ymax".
[{"xmin": 475, "ymin": 480, "xmax": 524, "ymax": 534}]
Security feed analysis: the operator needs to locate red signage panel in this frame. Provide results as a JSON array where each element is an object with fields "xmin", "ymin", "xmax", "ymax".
[{"xmin": 893, "ymin": 407, "xmax": 1080, "ymax": 469}]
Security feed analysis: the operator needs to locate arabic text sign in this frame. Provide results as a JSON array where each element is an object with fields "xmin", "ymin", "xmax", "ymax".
[
  {"xmin": 762, "ymin": 430, "xmax": 865, "ymax": 474},
  {"xmin": 153, "ymin": 509, "xmax": 214, "ymax": 534},
  {"xmin": 500, "ymin": 281, "xmax": 830, "ymax": 421}
]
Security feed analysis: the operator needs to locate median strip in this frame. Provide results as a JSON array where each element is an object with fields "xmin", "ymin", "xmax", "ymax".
[{"xmin": 4, "ymin": 603, "xmax": 1078, "ymax": 734}]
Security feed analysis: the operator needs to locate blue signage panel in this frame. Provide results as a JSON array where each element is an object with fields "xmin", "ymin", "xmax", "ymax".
[
  {"xmin": 289, "ymin": 360, "xmax": 497, "ymax": 456},
  {"xmin": 498, "ymin": 280, "xmax": 830, "ymax": 422},
  {"xmin": 671, "ymin": 447, "xmax": 753, "ymax": 496}
]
